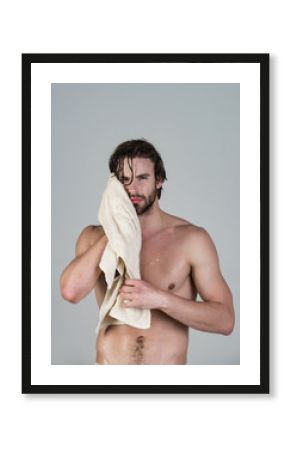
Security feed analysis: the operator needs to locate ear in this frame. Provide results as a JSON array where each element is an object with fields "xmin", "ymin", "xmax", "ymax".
[{"xmin": 156, "ymin": 178, "xmax": 163, "ymax": 190}]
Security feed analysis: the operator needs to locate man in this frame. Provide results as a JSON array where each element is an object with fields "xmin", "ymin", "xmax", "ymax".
[{"xmin": 60, "ymin": 139, "xmax": 234, "ymax": 364}]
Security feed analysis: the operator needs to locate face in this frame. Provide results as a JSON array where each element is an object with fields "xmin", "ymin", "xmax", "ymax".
[{"xmin": 118, "ymin": 157, "xmax": 163, "ymax": 215}]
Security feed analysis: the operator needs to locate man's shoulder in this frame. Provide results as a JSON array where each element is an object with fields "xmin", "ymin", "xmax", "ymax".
[
  {"xmin": 165, "ymin": 213, "xmax": 206, "ymax": 236},
  {"xmin": 178, "ymin": 222, "xmax": 217, "ymax": 260},
  {"xmin": 167, "ymin": 216, "xmax": 213, "ymax": 250},
  {"xmin": 79, "ymin": 224, "xmax": 104, "ymax": 239},
  {"xmin": 75, "ymin": 224, "xmax": 105, "ymax": 255}
]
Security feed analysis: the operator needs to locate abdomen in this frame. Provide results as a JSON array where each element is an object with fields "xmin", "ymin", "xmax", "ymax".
[{"xmin": 96, "ymin": 310, "xmax": 189, "ymax": 365}]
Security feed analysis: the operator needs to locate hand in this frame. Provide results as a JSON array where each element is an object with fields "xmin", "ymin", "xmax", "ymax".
[
  {"xmin": 118, "ymin": 279, "xmax": 164, "ymax": 310},
  {"xmin": 101, "ymin": 234, "xmax": 108, "ymax": 245}
]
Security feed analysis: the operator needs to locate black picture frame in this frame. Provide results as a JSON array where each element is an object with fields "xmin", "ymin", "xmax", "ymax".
[{"xmin": 22, "ymin": 53, "xmax": 269, "ymax": 394}]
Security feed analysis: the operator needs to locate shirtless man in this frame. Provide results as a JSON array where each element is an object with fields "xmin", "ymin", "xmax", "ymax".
[{"xmin": 60, "ymin": 139, "xmax": 234, "ymax": 365}]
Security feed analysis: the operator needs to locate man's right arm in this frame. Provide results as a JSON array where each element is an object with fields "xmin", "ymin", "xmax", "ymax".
[{"xmin": 60, "ymin": 225, "xmax": 108, "ymax": 304}]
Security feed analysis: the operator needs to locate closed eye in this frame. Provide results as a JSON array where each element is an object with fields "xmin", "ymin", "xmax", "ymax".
[
  {"xmin": 119, "ymin": 176, "xmax": 130, "ymax": 183},
  {"xmin": 119, "ymin": 174, "xmax": 149, "ymax": 183}
]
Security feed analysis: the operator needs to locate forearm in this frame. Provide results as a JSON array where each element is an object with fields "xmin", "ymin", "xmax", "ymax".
[
  {"xmin": 60, "ymin": 236, "xmax": 107, "ymax": 303},
  {"xmin": 158, "ymin": 291, "xmax": 234, "ymax": 336}
]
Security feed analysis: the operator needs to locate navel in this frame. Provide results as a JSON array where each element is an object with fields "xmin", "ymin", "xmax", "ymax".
[
  {"xmin": 136, "ymin": 335, "xmax": 145, "ymax": 347},
  {"xmin": 168, "ymin": 283, "xmax": 175, "ymax": 290},
  {"xmin": 132, "ymin": 336, "xmax": 145, "ymax": 364}
]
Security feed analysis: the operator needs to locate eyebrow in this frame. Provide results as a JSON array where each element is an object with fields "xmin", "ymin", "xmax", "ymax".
[{"xmin": 121, "ymin": 173, "xmax": 150, "ymax": 180}]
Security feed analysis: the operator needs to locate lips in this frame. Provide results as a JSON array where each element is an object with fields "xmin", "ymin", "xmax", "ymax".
[{"xmin": 130, "ymin": 197, "xmax": 142, "ymax": 203}]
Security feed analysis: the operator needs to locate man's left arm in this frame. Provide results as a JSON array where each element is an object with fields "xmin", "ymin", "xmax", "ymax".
[{"xmin": 119, "ymin": 228, "xmax": 235, "ymax": 336}]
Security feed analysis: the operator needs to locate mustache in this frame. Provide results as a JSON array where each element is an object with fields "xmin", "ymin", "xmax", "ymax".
[{"xmin": 129, "ymin": 195, "xmax": 145, "ymax": 199}]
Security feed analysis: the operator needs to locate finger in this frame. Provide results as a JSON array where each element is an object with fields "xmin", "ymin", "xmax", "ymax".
[
  {"xmin": 119, "ymin": 292, "xmax": 134, "ymax": 301},
  {"xmin": 124, "ymin": 278, "xmax": 139, "ymax": 286},
  {"xmin": 122, "ymin": 299, "xmax": 138, "ymax": 308},
  {"xmin": 122, "ymin": 299, "xmax": 132, "ymax": 306},
  {"xmin": 119, "ymin": 286, "xmax": 134, "ymax": 294}
]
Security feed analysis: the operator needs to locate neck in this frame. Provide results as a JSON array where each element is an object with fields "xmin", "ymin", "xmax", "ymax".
[{"xmin": 138, "ymin": 200, "xmax": 165, "ymax": 239}]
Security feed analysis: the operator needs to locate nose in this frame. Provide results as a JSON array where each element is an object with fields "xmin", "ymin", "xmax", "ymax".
[{"xmin": 125, "ymin": 179, "xmax": 137, "ymax": 194}]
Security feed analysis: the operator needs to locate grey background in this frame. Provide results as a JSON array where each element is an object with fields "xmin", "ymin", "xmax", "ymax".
[{"xmin": 51, "ymin": 83, "xmax": 240, "ymax": 365}]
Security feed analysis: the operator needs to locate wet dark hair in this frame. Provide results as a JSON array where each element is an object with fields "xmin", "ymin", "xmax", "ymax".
[{"xmin": 109, "ymin": 139, "xmax": 167, "ymax": 199}]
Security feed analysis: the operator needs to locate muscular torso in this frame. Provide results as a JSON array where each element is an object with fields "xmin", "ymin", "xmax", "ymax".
[{"xmin": 94, "ymin": 218, "xmax": 198, "ymax": 365}]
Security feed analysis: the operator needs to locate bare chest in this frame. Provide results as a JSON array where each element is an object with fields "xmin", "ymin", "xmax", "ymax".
[{"xmin": 140, "ymin": 233, "xmax": 191, "ymax": 293}]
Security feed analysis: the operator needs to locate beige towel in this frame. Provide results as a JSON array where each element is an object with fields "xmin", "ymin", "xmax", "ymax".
[{"xmin": 95, "ymin": 174, "xmax": 151, "ymax": 335}]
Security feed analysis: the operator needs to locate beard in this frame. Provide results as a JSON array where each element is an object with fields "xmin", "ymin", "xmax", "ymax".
[{"xmin": 130, "ymin": 188, "xmax": 158, "ymax": 216}]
